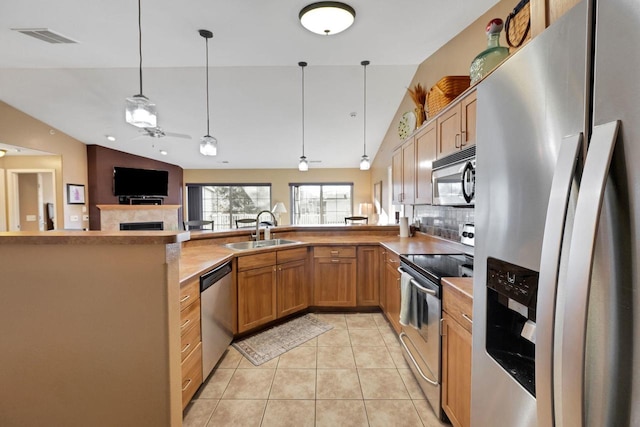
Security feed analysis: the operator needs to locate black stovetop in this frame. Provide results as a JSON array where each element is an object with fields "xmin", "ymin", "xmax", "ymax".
[{"xmin": 400, "ymin": 253, "xmax": 474, "ymax": 284}]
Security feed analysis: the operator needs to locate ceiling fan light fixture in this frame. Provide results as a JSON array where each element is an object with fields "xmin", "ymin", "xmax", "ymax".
[
  {"xmin": 125, "ymin": 0, "xmax": 157, "ymax": 129},
  {"xmin": 125, "ymin": 94, "xmax": 157, "ymax": 128},
  {"xmin": 200, "ymin": 135, "xmax": 218, "ymax": 156},
  {"xmin": 299, "ymin": 2, "xmax": 355, "ymax": 35}
]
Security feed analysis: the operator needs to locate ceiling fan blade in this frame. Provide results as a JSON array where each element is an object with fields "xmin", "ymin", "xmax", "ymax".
[{"xmin": 163, "ymin": 131, "xmax": 192, "ymax": 139}]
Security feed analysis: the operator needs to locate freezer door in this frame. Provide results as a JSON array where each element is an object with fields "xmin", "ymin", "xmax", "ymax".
[{"xmin": 471, "ymin": 2, "xmax": 590, "ymax": 426}]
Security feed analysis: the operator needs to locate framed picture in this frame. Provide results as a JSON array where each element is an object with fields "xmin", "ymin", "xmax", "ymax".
[
  {"xmin": 373, "ymin": 181, "xmax": 382, "ymax": 214},
  {"xmin": 67, "ymin": 184, "xmax": 85, "ymax": 204}
]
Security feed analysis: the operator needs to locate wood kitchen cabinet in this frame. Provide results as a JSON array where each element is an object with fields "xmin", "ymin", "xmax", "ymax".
[
  {"xmin": 356, "ymin": 245, "xmax": 380, "ymax": 306},
  {"xmin": 276, "ymin": 248, "xmax": 309, "ymax": 318},
  {"xmin": 313, "ymin": 246, "xmax": 357, "ymax": 307},
  {"xmin": 436, "ymin": 90, "xmax": 477, "ymax": 159},
  {"xmin": 442, "ymin": 280, "xmax": 474, "ymax": 427},
  {"xmin": 179, "ymin": 277, "xmax": 202, "ymax": 409},
  {"xmin": 391, "ymin": 148, "xmax": 403, "ymax": 204},
  {"xmin": 414, "ymin": 120, "xmax": 437, "ymax": 204},
  {"xmin": 392, "ymin": 138, "xmax": 416, "ymax": 204},
  {"xmin": 383, "ymin": 251, "xmax": 401, "ymax": 333}
]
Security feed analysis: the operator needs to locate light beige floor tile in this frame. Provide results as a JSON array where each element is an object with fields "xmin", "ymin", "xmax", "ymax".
[
  {"xmin": 237, "ymin": 355, "xmax": 279, "ymax": 369},
  {"xmin": 372, "ymin": 312, "xmax": 390, "ymax": 328},
  {"xmin": 358, "ymin": 368, "xmax": 410, "ymax": 399},
  {"xmin": 269, "ymin": 369, "xmax": 316, "ymax": 399},
  {"xmin": 314, "ymin": 313, "xmax": 347, "ymax": 329},
  {"xmin": 387, "ymin": 346, "xmax": 410, "ymax": 369},
  {"xmin": 316, "ymin": 400, "xmax": 368, "ymax": 427},
  {"xmin": 261, "ymin": 400, "xmax": 315, "ymax": 427},
  {"xmin": 216, "ymin": 347, "xmax": 243, "ymax": 369},
  {"xmin": 364, "ymin": 400, "xmax": 424, "ymax": 427},
  {"xmin": 346, "ymin": 313, "xmax": 377, "ymax": 329},
  {"xmin": 316, "ymin": 368, "xmax": 363, "ymax": 399},
  {"xmin": 379, "ymin": 327, "xmax": 400, "ymax": 347},
  {"xmin": 352, "ymin": 346, "xmax": 396, "ymax": 368},
  {"xmin": 349, "ymin": 329, "xmax": 385, "ymax": 346},
  {"xmin": 317, "ymin": 346, "xmax": 356, "ymax": 369},
  {"xmin": 197, "ymin": 368, "xmax": 234, "ymax": 399},
  {"xmin": 398, "ymin": 368, "xmax": 426, "ymax": 399},
  {"xmin": 222, "ymin": 369, "xmax": 275, "ymax": 399},
  {"xmin": 183, "ymin": 399, "xmax": 218, "ymax": 427},
  {"xmin": 299, "ymin": 337, "xmax": 318, "ymax": 347},
  {"xmin": 317, "ymin": 328, "xmax": 351, "ymax": 346},
  {"xmin": 206, "ymin": 399, "xmax": 266, "ymax": 427},
  {"xmin": 413, "ymin": 399, "xmax": 450, "ymax": 426},
  {"xmin": 277, "ymin": 346, "xmax": 317, "ymax": 368}
]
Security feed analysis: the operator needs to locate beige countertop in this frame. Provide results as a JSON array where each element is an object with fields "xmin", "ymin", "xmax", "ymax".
[
  {"xmin": 0, "ymin": 230, "xmax": 190, "ymax": 245},
  {"xmin": 442, "ymin": 277, "xmax": 474, "ymax": 299}
]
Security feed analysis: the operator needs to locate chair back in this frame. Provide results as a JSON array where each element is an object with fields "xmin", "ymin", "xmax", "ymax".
[
  {"xmin": 236, "ymin": 218, "xmax": 257, "ymax": 228},
  {"xmin": 184, "ymin": 220, "xmax": 214, "ymax": 230},
  {"xmin": 344, "ymin": 216, "xmax": 368, "ymax": 225}
]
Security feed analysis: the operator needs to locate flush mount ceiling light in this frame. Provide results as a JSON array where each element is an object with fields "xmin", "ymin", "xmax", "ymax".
[
  {"xmin": 125, "ymin": 0, "xmax": 157, "ymax": 128},
  {"xmin": 198, "ymin": 29, "xmax": 218, "ymax": 157},
  {"xmin": 299, "ymin": 2, "xmax": 355, "ymax": 35},
  {"xmin": 298, "ymin": 61, "xmax": 309, "ymax": 171},
  {"xmin": 359, "ymin": 60, "xmax": 371, "ymax": 171}
]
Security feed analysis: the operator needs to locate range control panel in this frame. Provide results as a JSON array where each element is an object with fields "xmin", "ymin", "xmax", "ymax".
[{"xmin": 487, "ymin": 257, "xmax": 539, "ymax": 308}]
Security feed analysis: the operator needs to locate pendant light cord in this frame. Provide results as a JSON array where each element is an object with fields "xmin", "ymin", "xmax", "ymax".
[
  {"xmin": 361, "ymin": 60, "xmax": 370, "ymax": 157},
  {"xmin": 299, "ymin": 62, "xmax": 307, "ymax": 157},
  {"xmin": 137, "ymin": 0, "xmax": 143, "ymax": 95},
  {"xmin": 205, "ymin": 36, "xmax": 210, "ymax": 135}
]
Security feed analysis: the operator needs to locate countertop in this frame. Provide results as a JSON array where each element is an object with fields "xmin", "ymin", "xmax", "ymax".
[
  {"xmin": 442, "ymin": 277, "xmax": 474, "ymax": 300},
  {"xmin": 0, "ymin": 230, "xmax": 190, "ymax": 245}
]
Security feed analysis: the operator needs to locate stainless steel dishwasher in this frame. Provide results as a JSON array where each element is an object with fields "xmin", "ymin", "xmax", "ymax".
[{"xmin": 200, "ymin": 261, "xmax": 233, "ymax": 380}]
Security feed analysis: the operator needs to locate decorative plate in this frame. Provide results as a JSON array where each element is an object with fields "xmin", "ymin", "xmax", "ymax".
[{"xmin": 398, "ymin": 111, "xmax": 417, "ymax": 140}]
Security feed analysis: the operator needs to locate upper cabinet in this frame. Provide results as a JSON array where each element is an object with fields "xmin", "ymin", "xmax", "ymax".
[
  {"xmin": 436, "ymin": 91, "xmax": 477, "ymax": 159},
  {"xmin": 415, "ymin": 120, "xmax": 437, "ymax": 204},
  {"xmin": 391, "ymin": 138, "xmax": 416, "ymax": 205}
]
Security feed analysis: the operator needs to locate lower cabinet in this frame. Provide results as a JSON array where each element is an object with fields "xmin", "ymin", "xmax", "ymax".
[
  {"xmin": 356, "ymin": 245, "xmax": 380, "ymax": 306},
  {"xmin": 383, "ymin": 251, "xmax": 401, "ymax": 333},
  {"xmin": 312, "ymin": 246, "xmax": 357, "ymax": 306},
  {"xmin": 179, "ymin": 277, "xmax": 202, "ymax": 409},
  {"xmin": 237, "ymin": 248, "xmax": 308, "ymax": 333},
  {"xmin": 442, "ymin": 281, "xmax": 473, "ymax": 427}
]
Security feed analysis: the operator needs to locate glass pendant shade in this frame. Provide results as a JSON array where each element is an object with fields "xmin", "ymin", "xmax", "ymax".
[
  {"xmin": 299, "ymin": 156, "xmax": 309, "ymax": 171},
  {"xmin": 359, "ymin": 155, "xmax": 370, "ymax": 170},
  {"xmin": 200, "ymin": 135, "xmax": 218, "ymax": 156},
  {"xmin": 125, "ymin": 94, "xmax": 157, "ymax": 128},
  {"xmin": 299, "ymin": 2, "xmax": 355, "ymax": 35}
]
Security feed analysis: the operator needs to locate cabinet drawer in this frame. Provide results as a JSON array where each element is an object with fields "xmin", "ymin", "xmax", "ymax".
[
  {"xmin": 237, "ymin": 251, "xmax": 277, "ymax": 271},
  {"xmin": 443, "ymin": 281, "xmax": 473, "ymax": 334},
  {"xmin": 314, "ymin": 246, "xmax": 356, "ymax": 258},
  {"xmin": 277, "ymin": 247, "xmax": 307, "ymax": 263},
  {"xmin": 180, "ymin": 319, "xmax": 201, "ymax": 363},
  {"xmin": 181, "ymin": 341, "xmax": 203, "ymax": 409},
  {"xmin": 180, "ymin": 298, "xmax": 200, "ymax": 336},
  {"xmin": 385, "ymin": 251, "xmax": 400, "ymax": 266},
  {"xmin": 179, "ymin": 278, "xmax": 199, "ymax": 311}
]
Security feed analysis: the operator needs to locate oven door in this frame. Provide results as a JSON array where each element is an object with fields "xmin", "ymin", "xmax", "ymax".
[{"xmin": 398, "ymin": 267, "xmax": 444, "ymax": 419}]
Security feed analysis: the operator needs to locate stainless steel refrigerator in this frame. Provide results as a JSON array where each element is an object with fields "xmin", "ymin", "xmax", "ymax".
[{"xmin": 472, "ymin": 0, "xmax": 639, "ymax": 425}]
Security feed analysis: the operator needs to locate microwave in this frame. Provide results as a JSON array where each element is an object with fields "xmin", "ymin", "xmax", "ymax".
[{"xmin": 432, "ymin": 146, "xmax": 476, "ymax": 206}]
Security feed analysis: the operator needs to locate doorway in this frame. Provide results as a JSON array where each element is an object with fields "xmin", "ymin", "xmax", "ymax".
[{"xmin": 6, "ymin": 169, "xmax": 57, "ymax": 231}]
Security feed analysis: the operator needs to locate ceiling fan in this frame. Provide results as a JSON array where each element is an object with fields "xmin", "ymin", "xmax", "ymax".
[{"xmin": 136, "ymin": 126, "xmax": 192, "ymax": 140}]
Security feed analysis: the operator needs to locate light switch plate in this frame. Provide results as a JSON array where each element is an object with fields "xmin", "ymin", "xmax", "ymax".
[
  {"xmin": 26, "ymin": 214, "xmax": 37, "ymax": 222},
  {"xmin": 70, "ymin": 215, "xmax": 79, "ymax": 221},
  {"xmin": 83, "ymin": 215, "xmax": 89, "ymax": 221}
]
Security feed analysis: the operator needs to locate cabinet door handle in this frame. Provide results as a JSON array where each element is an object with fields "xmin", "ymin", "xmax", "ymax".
[
  {"xmin": 181, "ymin": 343, "xmax": 191, "ymax": 354},
  {"xmin": 182, "ymin": 378, "xmax": 192, "ymax": 391},
  {"xmin": 179, "ymin": 295, "xmax": 190, "ymax": 303},
  {"xmin": 462, "ymin": 313, "xmax": 473, "ymax": 324},
  {"xmin": 331, "ymin": 259, "xmax": 340, "ymax": 263},
  {"xmin": 181, "ymin": 319, "xmax": 191, "ymax": 330},
  {"xmin": 461, "ymin": 130, "xmax": 467, "ymax": 146},
  {"xmin": 455, "ymin": 133, "xmax": 461, "ymax": 148},
  {"xmin": 330, "ymin": 250, "xmax": 339, "ymax": 255}
]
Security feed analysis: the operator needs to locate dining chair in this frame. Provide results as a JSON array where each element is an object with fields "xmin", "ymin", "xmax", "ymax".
[
  {"xmin": 344, "ymin": 216, "xmax": 368, "ymax": 225},
  {"xmin": 184, "ymin": 220, "xmax": 214, "ymax": 230}
]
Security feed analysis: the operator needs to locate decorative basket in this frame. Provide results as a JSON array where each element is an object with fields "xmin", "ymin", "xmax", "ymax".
[
  {"xmin": 427, "ymin": 76, "xmax": 471, "ymax": 117},
  {"xmin": 505, "ymin": 0, "xmax": 531, "ymax": 49}
]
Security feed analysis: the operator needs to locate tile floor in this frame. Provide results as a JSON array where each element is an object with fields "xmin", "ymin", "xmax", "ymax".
[{"xmin": 183, "ymin": 312, "xmax": 449, "ymax": 427}]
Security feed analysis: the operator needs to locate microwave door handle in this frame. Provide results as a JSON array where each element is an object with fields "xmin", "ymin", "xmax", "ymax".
[
  {"xmin": 535, "ymin": 132, "xmax": 582, "ymax": 427},
  {"xmin": 560, "ymin": 121, "xmax": 619, "ymax": 427},
  {"xmin": 461, "ymin": 161, "xmax": 475, "ymax": 203}
]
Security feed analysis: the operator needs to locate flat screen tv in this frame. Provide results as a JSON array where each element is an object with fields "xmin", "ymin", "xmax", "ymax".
[{"xmin": 113, "ymin": 166, "xmax": 169, "ymax": 197}]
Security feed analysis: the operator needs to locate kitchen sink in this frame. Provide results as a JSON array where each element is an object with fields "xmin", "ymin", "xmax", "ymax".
[{"xmin": 223, "ymin": 239, "xmax": 301, "ymax": 251}]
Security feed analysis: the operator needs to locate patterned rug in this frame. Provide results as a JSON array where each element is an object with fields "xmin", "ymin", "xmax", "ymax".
[{"xmin": 232, "ymin": 314, "xmax": 333, "ymax": 365}]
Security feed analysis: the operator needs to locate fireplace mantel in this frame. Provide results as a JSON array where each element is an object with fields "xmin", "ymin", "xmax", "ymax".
[{"xmin": 97, "ymin": 205, "xmax": 181, "ymax": 231}]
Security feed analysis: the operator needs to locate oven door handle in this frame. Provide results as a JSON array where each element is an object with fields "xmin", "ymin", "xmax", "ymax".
[
  {"xmin": 398, "ymin": 332, "xmax": 439, "ymax": 386},
  {"xmin": 397, "ymin": 267, "xmax": 437, "ymax": 296}
]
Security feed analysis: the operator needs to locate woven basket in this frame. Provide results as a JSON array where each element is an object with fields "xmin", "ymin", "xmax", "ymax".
[
  {"xmin": 427, "ymin": 76, "xmax": 471, "ymax": 117},
  {"xmin": 505, "ymin": 0, "xmax": 531, "ymax": 49}
]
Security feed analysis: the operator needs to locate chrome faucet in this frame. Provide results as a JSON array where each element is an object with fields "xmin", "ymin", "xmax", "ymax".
[{"xmin": 254, "ymin": 210, "xmax": 277, "ymax": 241}]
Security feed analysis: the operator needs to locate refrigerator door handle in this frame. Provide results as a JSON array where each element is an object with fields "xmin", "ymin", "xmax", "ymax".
[
  {"xmin": 536, "ymin": 133, "xmax": 583, "ymax": 427},
  {"xmin": 560, "ymin": 120, "xmax": 620, "ymax": 427}
]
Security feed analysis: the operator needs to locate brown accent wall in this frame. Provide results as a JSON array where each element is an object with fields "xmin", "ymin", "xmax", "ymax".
[{"xmin": 86, "ymin": 145, "xmax": 183, "ymax": 230}]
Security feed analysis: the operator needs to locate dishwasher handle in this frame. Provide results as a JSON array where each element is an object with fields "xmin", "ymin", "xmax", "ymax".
[{"xmin": 200, "ymin": 261, "xmax": 232, "ymax": 292}]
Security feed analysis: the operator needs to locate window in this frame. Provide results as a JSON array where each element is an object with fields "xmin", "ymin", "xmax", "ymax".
[
  {"xmin": 290, "ymin": 183, "xmax": 353, "ymax": 225},
  {"xmin": 186, "ymin": 184, "xmax": 271, "ymax": 230}
]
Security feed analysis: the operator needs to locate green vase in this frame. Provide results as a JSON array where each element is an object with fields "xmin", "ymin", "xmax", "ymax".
[{"xmin": 470, "ymin": 19, "xmax": 510, "ymax": 85}]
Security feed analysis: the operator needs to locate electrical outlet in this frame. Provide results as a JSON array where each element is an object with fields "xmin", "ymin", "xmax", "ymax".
[
  {"xmin": 26, "ymin": 215, "xmax": 37, "ymax": 222},
  {"xmin": 82, "ymin": 215, "xmax": 89, "ymax": 221},
  {"xmin": 82, "ymin": 206, "xmax": 87, "ymax": 213},
  {"xmin": 70, "ymin": 215, "xmax": 79, "ymax": 222}
]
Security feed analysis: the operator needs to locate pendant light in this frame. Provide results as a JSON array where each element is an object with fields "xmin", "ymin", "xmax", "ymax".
[
  {"xmin": 359, "ymin": 60, "xmax": 371, "ymax": 170},
  {"xmin": 298, "ymin": 61, "xmax": 309, "ymax": 171},
  {"xmin": 125, "ymin": 0, "xmax": 157, "ymax": 128},
  {"xmin": 199, "ymin": 29, "xmax": 218, "ymax": 156}
]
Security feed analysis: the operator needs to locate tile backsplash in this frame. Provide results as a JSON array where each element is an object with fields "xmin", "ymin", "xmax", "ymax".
[{"xmin": 413, "ymin": 205, "xmax": 474, "ymax": 243}]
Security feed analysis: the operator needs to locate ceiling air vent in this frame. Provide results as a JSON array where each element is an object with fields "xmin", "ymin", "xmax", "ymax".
[{"xmin": 11, "ymin": 28, "xmax": 78, "ymax": 44}]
